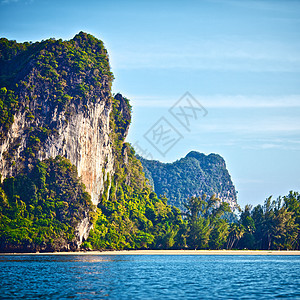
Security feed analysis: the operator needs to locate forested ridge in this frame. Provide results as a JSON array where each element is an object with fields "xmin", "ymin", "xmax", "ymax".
[{"xmin": 139, "ymin": 151, "xmax": 237, "ymax": 211}]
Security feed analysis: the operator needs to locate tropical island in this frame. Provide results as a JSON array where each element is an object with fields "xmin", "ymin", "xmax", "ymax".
[{"xmin": 0, "ymin": 32, "xmax": 299, "ymax": 253}]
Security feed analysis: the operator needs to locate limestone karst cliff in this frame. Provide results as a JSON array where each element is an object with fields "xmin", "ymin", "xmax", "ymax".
[
  {"xmin": 138, "ymin": 151, "xmax": 238, "ymax": 211},
  {"xmin": 0, "ymin": 32, "xmax": 119, "ymax": 205},
  {"xmin": 0, "ymin": 32, "xmax": 131, "ymax": 250}
]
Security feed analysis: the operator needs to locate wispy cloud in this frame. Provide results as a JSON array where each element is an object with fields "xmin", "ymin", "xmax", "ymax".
[
  {"xmin": 211, "ymin": 0, "xmax": 300, "ymax": 14},
  {"xmin": 196, "ymin": 120, "xmax": 300, "ymax": 134},
  {"xmin": 128, "ymin": 93, "xmax": 300, "ymax": 152},
  {"xmin": 201, "ymin": 95, "xmax": 300, "ymax": 108},
  {"xmin": 129, "ymin": 94, "xmax": 300, "ymax": 109},
  {"xmin": 1, "ymin": 0, "xmax": 18, "ymax": 3},
  {"xmin": 242, "ymin": 142, "xmax": 300, "ymax": 151},
  {"xmin": 188, "ymin": 117, "xmax": 300, "ymax": 150},
  {"xmin": 261, "ymin": 143, "xmax": 283, "ymax": 149},
  {"xmin": 192, "ymin": 137, "xmax": 300, "ymax": 151},
  {"xmin": 1, "ymin": 0, "xmax": 33, "ymax": 4},
  {"xmin": 111, "ymin": 37, "xmax": 300, "ymax": 72}
]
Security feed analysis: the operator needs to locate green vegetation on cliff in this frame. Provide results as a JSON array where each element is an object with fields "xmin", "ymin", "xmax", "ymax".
[
  {"xmin": 0, "ymin": 156, "xmax": 94, "ymax": 252},
  {"xmin": 0, "ymin": 87, "xmax": 18, "ymax": 137},
  {"xmin": 0, "ymin": 31, "xmax": 113, "ymax": 157}
]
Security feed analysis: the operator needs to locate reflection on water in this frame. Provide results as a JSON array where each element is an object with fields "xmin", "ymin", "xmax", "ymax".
[
  {"xmin": 0, "ymin": 255, "xmax": 114, "ymax": 263},
  {"xmin": 0, "ymin": 255, "xmax": 300, "ymax": 299}
]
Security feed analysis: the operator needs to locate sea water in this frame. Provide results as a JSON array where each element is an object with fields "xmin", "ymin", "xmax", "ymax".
[{"xmin": 0, "ymin": 255, "xmax": 299, "ymax": 299}]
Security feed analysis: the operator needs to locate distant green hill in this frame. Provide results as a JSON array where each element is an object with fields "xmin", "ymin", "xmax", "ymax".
[{"xmin": 138, "ymin": 151, "xmax": 237, "ymax": 211}]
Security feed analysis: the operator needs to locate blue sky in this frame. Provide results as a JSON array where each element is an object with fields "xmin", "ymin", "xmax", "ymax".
[{"xmin": 1, "ymin": 0, "xmax": 300, "ymax": 207}]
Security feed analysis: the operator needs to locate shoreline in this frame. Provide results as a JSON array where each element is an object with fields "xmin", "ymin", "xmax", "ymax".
[{"xmin": 1, "ymin": 250, "xmax": 300, "ymax": 256}]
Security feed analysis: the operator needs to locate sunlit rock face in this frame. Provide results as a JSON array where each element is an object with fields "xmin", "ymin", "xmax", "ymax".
[{"xmin": 0, "ymin": 89, "xmax": 114, "ymax": 206}]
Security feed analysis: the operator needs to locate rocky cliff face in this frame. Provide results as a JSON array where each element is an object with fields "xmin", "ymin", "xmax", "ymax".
[
  {"xmin": 0, "ymin": 32, "xmax": 117, "ymax": 206},
  {"xmin": 0, "ymin": 89, "xmax": 114, "ymax": 206},
  {"xmin": 138, "ymin": 151, "xmax": 238, "ymax": 211},
  {"xmin": 0, "ymin": 32, "xmax": 130, "ymax": 249}
]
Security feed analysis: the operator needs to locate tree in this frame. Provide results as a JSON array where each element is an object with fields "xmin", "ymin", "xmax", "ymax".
[
  {"xmin": 282, "ymin": 191, "xmax": 300, "ymax": 249},
  {"xmin": 183, "ymin": 194, "xmax": 230, "ymax": 249},
  {"xmin": 239, "ymin": 204, "xmax": 256, "ymax": 249},
  {"xmin": 226, "ymin": 223, "xmax": 245, "ymax": 250},
  {"xmin": 243, "ymin": 193, "xmax": 300, "ymax": 250}
]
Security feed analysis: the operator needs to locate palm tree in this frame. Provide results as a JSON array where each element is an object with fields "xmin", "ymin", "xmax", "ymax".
[{"xmin": 226, "ymin": 223, "xmax": 245, "ymax": 250}]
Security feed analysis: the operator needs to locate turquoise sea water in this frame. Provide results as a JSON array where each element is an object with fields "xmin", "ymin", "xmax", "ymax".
[{"xmin": 0, "ymin": 255, "xmax": 300, "ymax": 299}]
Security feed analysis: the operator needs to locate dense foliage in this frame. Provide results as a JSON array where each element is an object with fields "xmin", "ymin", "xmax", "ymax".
[
  {"xmin": 180, "ymin": 191, "xmax": 300, "ymax": 250},
  {"xmin": 0, "ymin": 87, "xmax": 19, "ymax": 138},
  {"xmin": 85, "ymin": 144, "xmax": 186, "ymax": 250},
  {"xmin": 0, "ymin": 32, "xmax": 113, "ymax": 91},
  {"xmin": 86, "ymin": 182, "xmax": 300, "ymax": 251},
  {"xmin": 0, "ymin": 156, "xmax": 95, "ymax": 252},
  {"xmin": 232, "ymin": 191, "xmax": 300, "ymax": 250},
  {"xmin": 139, "ymin": 151, "xmax": 237, "ymax": 210},
  {"xmin": 183, "ymin": 194, "xmax": 231, "ymax": 249}
]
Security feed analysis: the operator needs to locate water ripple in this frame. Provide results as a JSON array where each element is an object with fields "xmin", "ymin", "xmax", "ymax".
[{"xmin": 0, "ymin": 255, "xmax": 299, "ymax": 299}]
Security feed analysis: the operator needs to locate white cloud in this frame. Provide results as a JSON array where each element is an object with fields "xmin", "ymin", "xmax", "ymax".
[
  {"xmin": 1, "ymin": 0, "xmax": 18, "ymax": 3},
  {"xmin": 111, "ymin": 37, "xmax": 300, "ymax": 72},
  {"xmin": 261, "ymin": 143, "xmax": 284, "ymax": 149},
  {"xmin": 201, "ymin": 95, "xmax": 300, "ymax": 108},
  {"xmin": 1, "ymin": 0, "xmax": 33, "ymax": 4},
  {"xmin": 211, "ymin": 0, "xmax": 300, "ymax": 13},
  {"xmin": 187, "ymin": 118, "xmax": 300, "ymax": 150},
  {"xmin": 241, "ymin": 143, "xmax": 300, "ymax": 151},
  {"xmin": 197, "ymin": 121, "xmax": 300, "ymax": 134},
  {"xmin": 129, "ymin": 94, "xmax": 300, "ymax": 109}
]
